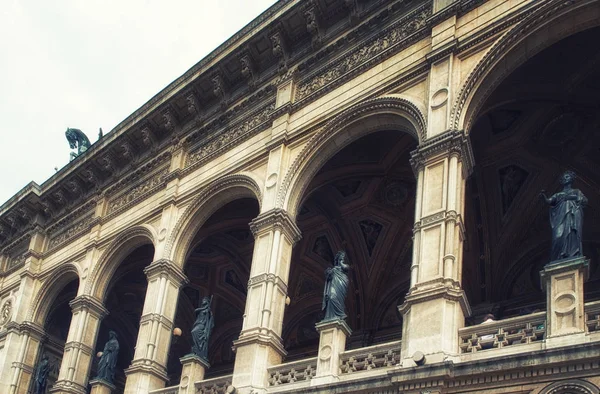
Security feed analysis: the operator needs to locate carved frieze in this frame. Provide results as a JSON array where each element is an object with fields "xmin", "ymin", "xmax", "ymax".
[
  {"xmin": 295, "ymin": 5, "xmax": 431, "ymax": 101},
  {"xmin": 48, "ymin": 212, "xmax": 95, "ymax": 251},
  {"xmin": 107, "ymin": 167, "xmax": 169, "ymax": 214}
]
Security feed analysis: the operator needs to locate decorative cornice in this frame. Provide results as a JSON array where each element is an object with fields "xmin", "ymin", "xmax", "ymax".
[
  {"xmin": 249, "ymin": 208, "xmax": 302, "ymax": 245},
  {"xmin": 69, "ymin": 295, "xmax": 108, "ymax": 319},
  {"xmin": 143, "ymin": 258, "xmax": 188, "ymax": 286},
  {"xmin": 410, "ymin": 129, "xmax": 474, "ymax": 176}
]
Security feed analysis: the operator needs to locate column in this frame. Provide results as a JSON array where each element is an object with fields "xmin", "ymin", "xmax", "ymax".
[
  {"xmin": 123, "ymin": 259, "xmax": 187, "ymax": 393},
  {"xmin": 399, "ymin": 131, "xmax": 473, "ymax": 365},
  {"xmin": 540, "ymin": 257, "xmax": 590, "ymax": 347},
  {"xmin": 51, "ymin": 295, "xmax": 108, "ymax": 394},
  {"xmin": 7, "ymin": 322, "xmax": 45, "ymax": 394},
  {"xmin": 231, "ymin": 208, "xmax": 301, "ymax": 393}
]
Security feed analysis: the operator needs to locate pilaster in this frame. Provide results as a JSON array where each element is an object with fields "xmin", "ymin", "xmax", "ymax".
[
  {"xmin": 123, "ymin": 259, "xmax": 187, "ymax": 393},
  {"xmin": 89, "ymin": 379, "xmax": 115, "ymax": 394},
  {"xmin": 399, "ymin": 130, "xmax": 473, "ymax": 365},
  {"xmin": 7, "ymin": 322, "xmax": 45, "ymax": 394},
  {"xmin": 178, "ymin": 354, "xmax": 209, "ymax": 394},
  {"xmin": 311, "ymin": 319, "xmax": 351, "ymax": 386},
  {"xmin": 51, "ymin": 295, "xmax": 108, "ymax": 394},
  {"xmin": 231, "ymin": 208, "xmax": 301, "ymax": 394}
]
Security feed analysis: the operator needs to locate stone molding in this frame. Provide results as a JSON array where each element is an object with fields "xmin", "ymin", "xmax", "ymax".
[
  {"xmin": 138, "ymin": 312, "xmax": 174, "ymax": 328},
  {"xmin": 124, "ymin": 360, "xmax": 169, "ymax": 382},
  {"xmin": 410, "ymin": 129, "xmax": 474, "ymax": 176},
  {"xmin": 399, "ymin": 284, "xmax": 471, "ymax": 317},
  {"xmin": 247, "ymin": 273, "xmax": 289, "ymax": 294},
  {"xmin": 63, "ymin": 340, "xmax": 94, "ymax": 355},
  {"xmin": 69, "ymin": 295, "xmax": 108, "ymax": 319},
  {"xmin": 233, "ymin": 330, "xmax": 287, "ymax": 358},
  {"xmin": 18, "ymin": 321, "xmax": 46, "ymax": 341},
  {"xmin": 144, "ymin": 258, "xmax": 189, "ymax": 286},
  {"xmin": 315, "ymin": 319, "xmax": 352, "ymax": 337},
  {"xmin": 50, "ymin": 380, "xmax": 87, "ymax": 394},
  {"xmin": 249, "ymin": 208, "xmax": 302, "ymax": 244}
]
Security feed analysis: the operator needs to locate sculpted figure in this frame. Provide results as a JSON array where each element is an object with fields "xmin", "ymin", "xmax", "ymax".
[
  {"xmin": 33, "ymin": 353, "xmax": 50, "ymax": 394},
  {"xmin": 191, "ymin": 296, "xmax": 214, "ymax": 361},
  {"xmin": 540, "ymin": 171, "xmax": 587, "ymax": 261},
  {"xmin": 65, "ymin": 128, "xmax": 92, "ymax": 161},
  {"xmin": 95, "ymin": 330, "xmax": 120, "ymax": 384},
  {"xmin": 322, "ymin": 250, "xmax": 350, "ymax": 321}
]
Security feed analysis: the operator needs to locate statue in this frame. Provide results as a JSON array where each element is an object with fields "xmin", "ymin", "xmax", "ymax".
[
  {"xmin": 540, "ymin": 170, "xmax": 587, "ymax": 262},
  {"xmin": 191, "ymin": 296, "xmax": 214, "ymax": 362},
  {"xmin": 322, "ymin": 250, "xmax": 350, "ymax": 321},
  {"xmin": 95, "ymin": 330, "xmax": 120, "ymax": 384},
  {"xmin": 33, "ymin": 353, "xmax": 50, "ymax": 394},
  {"xmin": 65, "ymin": 128, "xmax": 92, "ymax": 161}
]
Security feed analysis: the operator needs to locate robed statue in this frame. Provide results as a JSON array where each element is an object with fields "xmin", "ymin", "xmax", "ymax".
[
  {"xmin": 95, "ymin": 330, "xmax": 120, "ymax": 384},
  {"xmin": 540, "ymin": 171, "xmax": 587, "ymax": 262},
  {"xmin": 65, "ymin": 128, "xmax": 92, "ymax": 161},
  {"xmin": 191, "ymin": 296, "xmax": 214, "ymax": 362},
  {"xmin": 322, "ymin": 250, "xmax": 350, "ymax": 321},
  {"xmin": 33, "ymin": 353, "xmax": 50, "ymax": 394}
]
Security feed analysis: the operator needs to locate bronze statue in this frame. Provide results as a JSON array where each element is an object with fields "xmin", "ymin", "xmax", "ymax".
[
  {"xmin": 65, "ymin": 128, "xmax": 92, "ymax": 161},
  {"xmin": 95, "ymin": 330, "xmax": 120, "ymax": 384},
  {"xmin": 33, "ymin": 353, "xmax": 50, "ymax": 394},
  {"xmin": 191, "ymin": 296, "xmax": 214, "ymax": 362},
  {"xmin": 322, "ymin": 250, "xmax": 350, "ymax": 321},
  {"xmin": 540, "ymin": 171, "xmax": 587, "ymax": 262}
]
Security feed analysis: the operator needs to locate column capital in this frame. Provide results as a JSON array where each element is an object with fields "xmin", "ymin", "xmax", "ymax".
[
  {"xmin": 124, "ymin": 361, "xmax": 169, "ymax": 382},
  {"xmin": 399, "ymin": 285, "xmax": 471, "ymax": 317},
  {"xmin": 410, "ymin": 129, "xmax": 474, "ymax": 176},
  {"xmin": 233, "ymin": 330, "xmax": 287, "ymax": 358},
  {"xmin": 69, "ymin": 295, "xmax": 108, "ymax": 319},
  {"xmin": 249, "ymin": 208, "xmax": 301, "ymax": 244},
  {"xmin": 144, "ymin": 258, "xmax": 189, "ymax": 286},
  {"xmin": 18, "ymin": 321, "xmax": 46, "ymax": 341}
]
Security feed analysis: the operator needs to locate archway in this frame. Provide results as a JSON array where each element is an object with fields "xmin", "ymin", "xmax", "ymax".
[
  {"xmin": 167, "ymin": 197, "xmax": 259, "ymax": 382},
  {"xmin": 283, "ymin": 125, "xmax": 418, "ymax": 359},
  {"xmin": 463, "ymin": 26, "xmax": 600, "ymax": 322}
]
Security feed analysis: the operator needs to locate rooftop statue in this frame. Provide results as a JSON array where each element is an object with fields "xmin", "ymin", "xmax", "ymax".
[
  {"xmin": 65, "ymin": 127, "xmax": 92, "ymax": 161},
  {"xmin": 539, "ymin": 170, "xmax": 587, "ymax": 262},
  {"xmin": 191, "ymin": 295, "xmax": 214, "ymax": 362},
  {"xmin": 95, "ymin": 330, "xmax": 120, "ymax": 384},
  {"xmin": 322, "ymin": 250, "xmax": 350, "ymax": 322}
]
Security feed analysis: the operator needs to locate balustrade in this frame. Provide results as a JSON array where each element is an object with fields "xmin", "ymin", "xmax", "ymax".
[
  {"xmin": 267, "ymin": 357, "xmax": 317, "ymax": 387},
  {"xmin": 196, "ymin": 374, "xmax": 233, "ymax": 394},
  {"xmin": 585, "ymin": 300, "xmax": 600, "ymax": 333},
  {"xmin": 339, "ymin": 340, "xmax": 401, "ymax": 375}
]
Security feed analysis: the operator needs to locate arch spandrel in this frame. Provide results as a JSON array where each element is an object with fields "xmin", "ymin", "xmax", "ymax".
[
  {"xmin": 277, "ymin": 95, "xmax": 426, "ymax": 219},
  {"xmin": 28, "ymin": 263, "xmax": 81, "ymax": 326},
  {"xmin": 85, "ymin": 224, "xmax": 157, "ymax": 301},
  {"xmin": 165, "ymin": 173, "xmax": 262, "ymax": 268},
  {"xmin": 451, "ymin": 0, "xmax": 600, "ymax": 135}
]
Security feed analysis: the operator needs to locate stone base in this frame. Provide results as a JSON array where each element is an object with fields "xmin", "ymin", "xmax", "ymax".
[
  {"xmin": 540, "ymin": 257, "xmax": 589, "ymax": 338},
  {"xmin": 311, "ymin": 319, "xmax": 351, "ymax": 386},
  {"xmin": 179, "ymin": 354, "xmax": 209, "ymax": 394},
  {"xmin": 89, "ymin": 379, "xmax": 116, "ymax": 394}
]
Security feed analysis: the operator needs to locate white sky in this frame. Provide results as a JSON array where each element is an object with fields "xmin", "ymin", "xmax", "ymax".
[{"xmin": 0, "ymin": 0, "xmax": 277, "ymax": 205}]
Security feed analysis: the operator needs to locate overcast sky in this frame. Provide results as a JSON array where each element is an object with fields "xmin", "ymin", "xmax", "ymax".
[{"xmin": 0, "ymin": 0, "xmax": 277, "ymax": 205}]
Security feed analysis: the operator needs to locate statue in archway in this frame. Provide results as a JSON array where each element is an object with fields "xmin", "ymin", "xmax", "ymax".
[
  {"xmin": 65, "ymin": 128, "xmax": 92, "ymax": 161},
  {"xmin": 322, "ymin": 250, "xmax": 350, "ymax": 322},
  {"xmin": 33, "ymin": 352, "xmax": 50, "ymax": 394},
  {"xmin": 540, "ymin": 171, "xmax": 587, "ymax": 262},
  {"xmin": 95, "ymin": 330, "xmax": 120, "ymax": 384},
  {"xmin": 191, "ymin": 296, "xmax": 214, "ymax": 362}
]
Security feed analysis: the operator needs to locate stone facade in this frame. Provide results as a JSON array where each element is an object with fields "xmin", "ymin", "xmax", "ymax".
[{"xmin": 1, "ymin": 0, "xmax": 600, "ymax": 393}]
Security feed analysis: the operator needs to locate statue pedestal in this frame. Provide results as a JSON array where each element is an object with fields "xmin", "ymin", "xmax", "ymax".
[
  {"xmin": 540, "ymin": 257, "xmax": 589, "ymax": 346},
  {"xmin": 179, "ymin": 354, "xmax": 209, "ymax": 394},
  {"xmin": 89, "ymin": 379, "xmax": 115, "ymax": 394},
  {"xmin": 311, "ymin": 319, "xmax": 351, "ymax": 386}
]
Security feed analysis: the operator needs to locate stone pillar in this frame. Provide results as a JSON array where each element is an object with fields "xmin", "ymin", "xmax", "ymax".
[
  {"xmin": 540, "ymin": 257, "xmax": 590, "ymax": 347},
  {"xmin": 51, "ymin": 295, "xmax": 108, "ymax": 394},
  {"xmin": 178, "ymin": 354, "xmax": 208, "ymax": 394},
  {"xmin": 123, "ymin": 259, "xmax": 187, "ymax": 394},
  {"xmin": 7, "ymin": 322, "xmax": 45, "ymax": 394},
  {"xmin": 89, "ymin": 379, "xmax": 115, "ymax": 394},
  {"xmin": 399, "ymin": 131, "xmax": 473, "ymax": 365},
  {"xmin": 311, "ymin": 319, "xmax": 351, "ymax": 386},
  {"xmin": 231, "ymin": 208, "xmax": 301, "ymax": 393}
]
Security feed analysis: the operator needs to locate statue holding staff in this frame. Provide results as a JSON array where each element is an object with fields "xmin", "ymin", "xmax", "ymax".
[
  {"xmin": 322, "ymin": 250, "xmax": 350, "ymax": 322},
  {"xmin": 539, "ymin": 170, "xmax": 587, "ymax": 262}
]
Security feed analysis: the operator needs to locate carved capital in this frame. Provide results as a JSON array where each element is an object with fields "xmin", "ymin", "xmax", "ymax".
[
  {"xmin": 233, "ymin": 330, "xmax": 287, "ymax": 358},
  {"xmin": 249, "ymin": 208, "xmax": 301, "ymax": 244},
  {"xmin": 124, "ymin": 360, "xmax": 169, "ymax": 382},
  {"xmin": 143, "ymin": 258, "xmax": 188, "ymax": 286},
  {"xmin": 19, "ymin": 321, "xmax": 46, "ymax": 341},
  {"xmin": 410, "ymin": 130, "xmax": 474, "ymax": 176},
  {"xmin": 247, "ymin": 273, "xmax": 288, "ymax": 293},
  {"xmin": 69, "ymin": 295, "xmax": 108, "ymax": 319}
]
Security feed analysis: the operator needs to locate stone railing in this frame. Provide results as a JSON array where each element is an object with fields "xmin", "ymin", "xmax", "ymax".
[
  {"xmin": 267, "ymin": 357, "xmax": 317, "ymax": 387},
  {"xmin": 459, "ymin": 312, "xmax": 546, "ymax": 353},
  {"xmin": 339, "ymin": 340, "xmax": 401, "ymax": 374},
  {"xmin": 148, "ymin": 385, "xmax": 178, "ymax": 394},
  {"xmin": 196, "ymin": 374, "xmax": 233, "ymax": 394},
  {"xmin": 586, "ymin": 300, "xmax": 600, "ymax": 333}
]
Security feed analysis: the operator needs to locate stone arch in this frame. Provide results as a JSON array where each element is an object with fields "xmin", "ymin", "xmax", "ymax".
[
  {"xmin": 166, "ymin": 173, "xmax": 262, "ymax": 268},
  {"xmin": 278, "ymin": 95, "xmax": 425, "ymax": 219},
  {"xmin": 451, "ymin": 0, "xmax": 600, "ymax": 135},
  {"xmin": 539, "ymin": 379, "xmax": 600, "ymax": 394},
  {"xmin": 29, "ymin": 263, "xmax": 81, "ymax": 326},
  {"xmin": 86, "ymin": 224, "xmax": 157, "ymax": 301}
]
